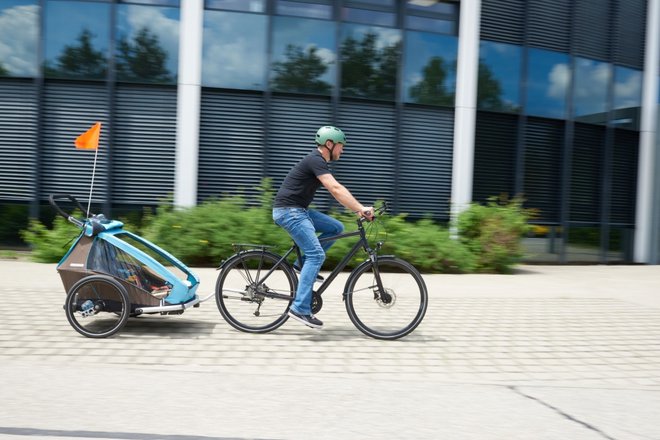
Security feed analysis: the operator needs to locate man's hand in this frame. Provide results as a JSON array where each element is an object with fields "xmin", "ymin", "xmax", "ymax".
[{"xmin": 360, "ymin": 206, "xmax": 374, "ymax": 221}]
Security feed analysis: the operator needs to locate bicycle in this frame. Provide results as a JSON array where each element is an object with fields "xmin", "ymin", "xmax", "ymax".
[{"xmin": 215, "ymin": 202, "xmax": 428, "ymax": 340}]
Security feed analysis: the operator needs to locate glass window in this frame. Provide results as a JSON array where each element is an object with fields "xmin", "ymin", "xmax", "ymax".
[
  {"xmin": 478, "ymin": 41, "xmax": 521, "ymax": 113},
  {"xmin": 203, "ymin": 11, "xmax": 267, "ymax": 90},
  {"xmin": 120, "ymin": 0, "xmax": 180, "ymax": 6},
  {"xmin": 525, "ymin": 48, "xmax": 570, "ymax": 119},
  {"xmin": 270, "ymin": 16, "xmax": 336, "ymax": 95},
  {"xmin": 613, "ymin": 66, "xmax": 641, "ymax": 110},
  {"xmin": 0, "ymin": 0, "xmax": 39, "ymax": 77},
  {"xmin": 206, "ymin": 0, "xmax": 265, "ymax": 13},
  {"xmin": 116, "ymin": 3, "xmax": 179, "ymax": 84},
  {"xmin": 403, "ymin": 31, "xmax": 456, "ymax": 106},
  {"xmin": 342, "ymin": 8, "xmax": 395, "ymax": 26},
  {"xmin": 348, "ymin": 0, "xmax": 395, "ymax": 6},
  {"xmin": 44, "ymin": 0, "xmax": 111, "ymax": 80},
  {"xmin": 407, "ymin": 1, "xmax": 455, "ymax": 14},
  {"xmin": 405, "ymin": 15, "xmax": 453, "ymax": 34},
  {"xmin": 341, "ymin": 24, "xmax": 401, "ymax": 101},
  {"xmin": 573, "ymin": 57, "xmax": 611, "ymax": 120},
  {"xmin": 277, "ymin": 1, "xmax": 332, "ymax": 19}
]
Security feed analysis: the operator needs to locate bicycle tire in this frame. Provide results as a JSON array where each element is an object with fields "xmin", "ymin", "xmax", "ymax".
[
  {"xmin": 344, "ymin": 256, "xmax": 427, "ymax": 340},
  {"xmin": 64, "ymin": 275, "xmax": 130, "ymax": 338},
  {"xmin": 215, "ymin": 250, "xmax": 297, "ymax": 333}
]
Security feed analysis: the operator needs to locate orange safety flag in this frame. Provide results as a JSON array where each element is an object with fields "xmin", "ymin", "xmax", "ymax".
[{"xmin": 74, "ymin": 122, "xmax": 101, "ymax": 150}]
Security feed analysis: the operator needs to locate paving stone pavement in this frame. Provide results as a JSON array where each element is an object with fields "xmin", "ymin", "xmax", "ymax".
[{"xmin": 0, "ymin": 261, "xmax": 659, "ymax": 440}]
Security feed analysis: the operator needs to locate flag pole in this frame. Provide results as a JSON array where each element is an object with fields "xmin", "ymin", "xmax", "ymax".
[{"xmin": 86, "ymin": 146, "xmax": 99, "ymax": 219}]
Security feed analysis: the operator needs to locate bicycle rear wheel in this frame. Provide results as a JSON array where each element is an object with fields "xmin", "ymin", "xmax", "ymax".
[
  {"xmin": 344, "ymin": 257, "xmax": 427, "ymax": 340},
  {"xmin": 215, "ymin": 250, "xmax": 297, "ymax": 333}
]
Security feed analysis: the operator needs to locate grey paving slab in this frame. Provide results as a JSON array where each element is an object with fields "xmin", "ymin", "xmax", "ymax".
[{"xmin": 0, "ymin": 260, "xmax": 659, "ymax": 439}]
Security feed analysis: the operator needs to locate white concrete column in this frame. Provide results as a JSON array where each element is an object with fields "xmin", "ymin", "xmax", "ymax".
[
  {"xmin": 450, "ymin": 0, "xmax": 481, "ymax": 230},
  {"xmin": 174, "ymin": 0, "xmax": 204, "ymax": 208},
  {"xmin": 634, "ymin": 0, "xmax": 660, "ymax": 262}
]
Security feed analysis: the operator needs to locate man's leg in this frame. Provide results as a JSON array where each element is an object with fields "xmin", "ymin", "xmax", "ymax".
[
  {"xmin": 308, "ymin": 209, "xmax": 344, "ymax": 254},
  {"xmin": 273, "ymin": 208, "xmax": 325, "ymax": 316}
]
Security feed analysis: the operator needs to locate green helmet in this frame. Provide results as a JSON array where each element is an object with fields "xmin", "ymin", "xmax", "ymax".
[{"xmin": 315, "ymin": 126, "xmax": 347, "ymax": 146}]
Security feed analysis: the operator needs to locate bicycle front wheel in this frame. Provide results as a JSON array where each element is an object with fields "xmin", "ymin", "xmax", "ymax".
[
  {"xmin": 344, "ymin": 257, "xmax": 427, "ymax": 340},
  {"xmin": 215, "ymin": 250, "xmax": 297, "ymax": 333}
]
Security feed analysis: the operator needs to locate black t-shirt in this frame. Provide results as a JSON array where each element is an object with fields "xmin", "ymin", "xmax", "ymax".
[{"xmin": 273, "ymin": 149, "xmax": 331, "ymax": 208}]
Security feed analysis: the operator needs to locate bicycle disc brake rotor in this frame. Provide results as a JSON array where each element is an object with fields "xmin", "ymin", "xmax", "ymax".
[{"xmin": 375, "ymin": 288, "xmax": 396, "ymax": 309}]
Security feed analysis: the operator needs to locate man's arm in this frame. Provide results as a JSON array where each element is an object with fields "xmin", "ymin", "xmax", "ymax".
[{"xmin": 318, "ymin": 173, "xmax": 373, "ymax": 218}]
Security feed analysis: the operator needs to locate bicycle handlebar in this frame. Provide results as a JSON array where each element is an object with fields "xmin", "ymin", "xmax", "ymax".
[{"xmin": 48, "ymin": 194, "xmax": 87, "ymax": 228}]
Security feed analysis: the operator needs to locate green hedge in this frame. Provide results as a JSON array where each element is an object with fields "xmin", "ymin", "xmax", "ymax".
[{"xmin": 20, "ymin": 181, "xmax": 531, "ymax": 273}]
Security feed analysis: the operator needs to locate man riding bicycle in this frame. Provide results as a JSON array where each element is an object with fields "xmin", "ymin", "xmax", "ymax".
[{"xmin": 272, "ymin": 126, "xmax": 373, "ymax": 329}]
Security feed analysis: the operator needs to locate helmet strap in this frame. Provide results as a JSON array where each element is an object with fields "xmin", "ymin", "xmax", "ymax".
[{"xmin": 322, "ymin": 141, "xmax": 336, "ymax": 162}]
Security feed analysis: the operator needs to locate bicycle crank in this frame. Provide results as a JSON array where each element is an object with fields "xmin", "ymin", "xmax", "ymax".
[{"xmin": 311, "ymin": 291, "xmax": 323, "ymax": 314}]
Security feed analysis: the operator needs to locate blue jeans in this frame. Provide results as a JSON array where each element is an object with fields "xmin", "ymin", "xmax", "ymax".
[{"xmin": 272, "ymin": 208, "xmax": 344, "ymax": 315}]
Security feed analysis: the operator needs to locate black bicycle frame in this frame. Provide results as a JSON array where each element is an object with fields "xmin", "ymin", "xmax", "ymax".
[{"xmin": 253, "ymin": 220, "xmax": 384, "ymax": 297}]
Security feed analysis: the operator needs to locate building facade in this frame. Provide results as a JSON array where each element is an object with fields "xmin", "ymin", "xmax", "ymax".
[{"xmin": 0, "ymin": 0, "xmax": 658, "ymax": 264}]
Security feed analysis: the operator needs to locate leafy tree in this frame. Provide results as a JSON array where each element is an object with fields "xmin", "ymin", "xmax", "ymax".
[
  {"xmin": 341, "ymin": 31, "xmax": 401, "ymax": 101},
  {"xmin": 116, "ymin": 27, "xmax": 172, "ymax": 83},
  {"xmin": 271, "ymin": 44, "xmax": 332, "ymax": 94},
  {"xmin": 0, "ymin": 63, "xmax": 9, "ymax": 76},
  {"xmin": 47, "ymin": 28, "xmax": 107, "ymax": 79},
  {"xmin": 409, "ymin": 56, "xmax": 453, "ymax": 106},
  {"xmin": 477, "ymin": 59, "xmax": 520, "ymax": 112}
]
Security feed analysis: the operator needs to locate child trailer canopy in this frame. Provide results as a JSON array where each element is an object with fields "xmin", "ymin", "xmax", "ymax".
[{"xmin": 51, "ymin": 194, "xmax": 207, "ymax": 338}]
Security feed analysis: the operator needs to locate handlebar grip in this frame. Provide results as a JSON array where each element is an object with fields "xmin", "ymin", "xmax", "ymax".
[{"xmin": 48, "ymin": 194, "xmax": 87, "ymax": 226}]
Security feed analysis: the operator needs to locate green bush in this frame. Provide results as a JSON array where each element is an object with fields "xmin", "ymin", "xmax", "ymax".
[
  {"xmin": 457, "ymin": 196, "xmax": 532, "ymax": 273},
  {"xmin": 20, "ymin": 182, "xmax": 531, "ymax": 273}
]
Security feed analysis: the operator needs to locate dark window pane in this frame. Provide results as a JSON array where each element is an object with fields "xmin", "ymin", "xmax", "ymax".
[
  {"xmin": 407, "ymin": 1, "xmax": 455, "ymax": 14},
  {"xmin": 44, "ymin": 0, "xmax": 111, "ymax": 80},
  {"xmin": 205, "ymin": 0, "xmax": 265, "ymax": 12},
  {"xmin": 348, "ymin": 0, "xmax": 395, "ymax": 7},
  {"xmin": 405, "ymin": 15, "xmax": 454, "ymax": 34},
  {"xmin": 120, "ymin": 0, "xmax": 179, "ymax": 6},
  {"xmin": 0, "ymin": 0, "xmax": 39, "ymax": 77},
  {"xmin": 203, "ymin": 11, "xmax": 267, "ymax": 90},
  {"xmin": 116, "ymin": 4, "xmax": 179, "ymax": 84},
  {"xmin": 277, "ymin": 1, "xmax": 332, "ymax": 19},
  {"xmin": 403, "ymin": 31, "xmax": 456, "ymax": 106},
  {"xmin": 271, "ymin": 16, "xmax": 336, "ymax": 95},
  {"xmin": 573, "ymin": 57, "xmax": 610, "ymax": 121},
  {"xmin": 525, "ymin": 48, "xmax": 569, "ymax": 119},
  {"xmin": 342, "ymin": 7, "xmax": 395, "ymax": 26},
  {"xmin": 341, "ymin": 24, "xmax": 401, "ymax": 101},
  {"xmin": 478, "ymin": 41, "xmax": 521, "ymax": 113}
]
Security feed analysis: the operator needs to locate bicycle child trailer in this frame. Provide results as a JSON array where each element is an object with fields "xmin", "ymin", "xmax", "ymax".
[{"xmin": 50, "ymin": 194, "xmax": 204, "ymax": 338}]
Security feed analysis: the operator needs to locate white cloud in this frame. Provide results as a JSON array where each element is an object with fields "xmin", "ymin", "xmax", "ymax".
[
  {"xmin": 614, "ymin": 69, "xmax": 642, "ymax": 109},
  {"xmin": 202, "ymin": 15, "xmax": 267, "ymax": 89},
  {"xmin": 0, "ymin": 4, "xmax": 38, "ymax": 76},
  {"xmin": 547, "ymin": 63, "xmax": 570, "ymax": 99}
]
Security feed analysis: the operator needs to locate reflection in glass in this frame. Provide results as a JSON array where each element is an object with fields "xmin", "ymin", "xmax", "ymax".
[
  {"xmin": 116, "ymin": 4, "xmax": 179, "ymax": 84},
  {"xmin": 526, "ymin": 48, "xmax": 569, "ymax": 119},
  {"xmin": 44, "ymin": 0, "xmax": 111, "ymax": 79},
  {"xmin": 612, "ymin": 66, "xmax": 641, "ymax": 129},
  {"xmin": 566, "ymin": 225, "xmax": 602, "ymax": 262},
  {"xmin": 277, "ymin": 1, "xmax": 332, "ymax": 19},
  {"xmin": 407, "ymin": 1, "xmax": 455, "ymax": 14},
  {"xmin": 574, "ymin": 57, "xmax": 610, "ymax": 119},
  {"xmin": 405, "ymin": 16, "xmax": 453, "ymax": 34},
  {"xmin": 342, "ymin": 8, "xmax": 395, "ymax": 26},
  {"xmin": 270, "ymin": 16, "xmax": 336, "ymax": 95},
  {"xmin": 478, "ymin": 41, "xmax": 521, "ymax": 113},
  {"xmin": 613, "ymin": 66, "xmax": 641, "ymax": 110},
  {"xmin": 203, "ymin": 11, "xmax": 267, "ymax": 90},
  {"xmin": 206, "ymin": 0, "xmax": 265, "ymax": 13},
  {"xmin": 341, "ymin": 24, "xmax": 401, "ymax": 101},
  {"xmin": 403, "ymin": 31, "xmax": 456, "ymax": 106},
  {"xmin": 0, "ymin": 0, "xmax": 39, "ymax": 77}
]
